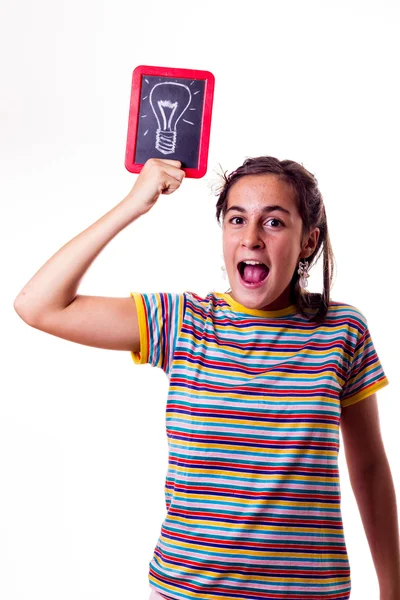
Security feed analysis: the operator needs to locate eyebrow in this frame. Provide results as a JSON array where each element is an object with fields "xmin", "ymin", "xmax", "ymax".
[{"xmin": 225, "ymin": 205, "xmax": 291, "ymax": 216}]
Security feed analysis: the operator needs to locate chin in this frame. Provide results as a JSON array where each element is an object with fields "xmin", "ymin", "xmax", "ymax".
[
  {"xmin": 247, "ymin": 296, "xmax": 271, "ymax": 309},
  {"xmin": 232, "ymin": 288, "xmax": 271, "ymax": 307}
]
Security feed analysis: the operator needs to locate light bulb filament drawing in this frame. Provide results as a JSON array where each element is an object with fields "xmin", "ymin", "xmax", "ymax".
[
  {"xmin": 149, "ymin": 82, "xmax": 192, "ymax": 155},
  {"xmin": 157, "ymin": 100, "xmax": 178, "ymax": 131}
]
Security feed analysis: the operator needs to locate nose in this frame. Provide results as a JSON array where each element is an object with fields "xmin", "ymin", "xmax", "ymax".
[{"xmin": 241, "ymin": 223, "xmax": 265, "ymax": 249}]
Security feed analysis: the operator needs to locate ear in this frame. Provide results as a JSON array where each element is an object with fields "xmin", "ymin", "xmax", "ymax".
[{"xmin": 301, "ymin": 227, "xmax": 320, "ymax": 258}]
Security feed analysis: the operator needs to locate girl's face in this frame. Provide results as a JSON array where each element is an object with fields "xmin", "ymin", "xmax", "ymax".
[{"xmin": 222, "ymin": 174, "xmax": 320, "ymax": 311}]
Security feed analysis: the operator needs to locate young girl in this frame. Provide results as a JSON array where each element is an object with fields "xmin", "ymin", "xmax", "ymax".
[{"xmin": 14, "ymin": 157, "xmax": 399, "ymax": 600}]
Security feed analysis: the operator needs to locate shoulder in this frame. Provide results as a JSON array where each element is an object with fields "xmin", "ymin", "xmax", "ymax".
[
  {"xmin": 326, "ymin": 300, "xmax": 368, "ymax": 332},
  {"xmin": 182, "ymin": 291, "xmax": 240, "ymax": 322},
  {"xmin": 183, "ymin": 290, "xmax": 226, "ymax": 307},
  {"xmin": 181, "ymin": 290, "xmax": 220, "ymax": 317}
]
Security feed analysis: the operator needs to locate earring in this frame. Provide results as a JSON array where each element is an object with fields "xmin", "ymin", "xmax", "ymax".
[
  {"xmin": 220, "ymin": 255, "xmax": 231, "ymax": 293},
  {"xmin": 298, "ymin": 259, "xmax": 310, "ymax": 289},
  {"xmin": 220, "ymin": 252, "xmax": 227, "ymax": 281}
]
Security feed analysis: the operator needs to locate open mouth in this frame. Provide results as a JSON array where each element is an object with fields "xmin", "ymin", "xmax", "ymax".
[{"xmin": 237, "ymin": 261, "xmax": 270, "ymax": 287}]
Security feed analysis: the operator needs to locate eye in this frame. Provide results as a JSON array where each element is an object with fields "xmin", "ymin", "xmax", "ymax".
[
  {"xmin": 267, "ymin": 218, "xmax": 283, "ymax": 228},
  {"xmin": 229, "ymin": 217, "xmax": 283, "ymax": 227},
  {"xmin": 229, "ymin": 217, "xmax": 244, "ymax": 225}
]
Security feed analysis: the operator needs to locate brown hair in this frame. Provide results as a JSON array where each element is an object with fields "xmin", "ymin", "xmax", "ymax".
[{"xmin": 215, "ymin": 156, "xmax": 336, "ymax": 324}]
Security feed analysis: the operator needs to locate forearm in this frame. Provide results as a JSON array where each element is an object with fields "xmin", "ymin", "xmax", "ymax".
[
  {"xmin": 350, "ymin": 458, "xmax": 400, "ymax": 597},
  {"xmin": 14, "ymin": 197, "xmax": 144, "ymax": 321}
]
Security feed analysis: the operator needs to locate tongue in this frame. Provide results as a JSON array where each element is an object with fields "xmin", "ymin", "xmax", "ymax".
[{"xmin": 243, "ymin": 264, "xmax": 269, "ymax": 283}]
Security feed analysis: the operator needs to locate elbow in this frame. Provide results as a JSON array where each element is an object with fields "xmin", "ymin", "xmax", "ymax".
[
  {"xmin": 13, "ymin": 295, "xmax": 24, "ymax": 317},
  {"xmin": 13, "ymin": 295, "xmax": 36, "ymax": 326}
]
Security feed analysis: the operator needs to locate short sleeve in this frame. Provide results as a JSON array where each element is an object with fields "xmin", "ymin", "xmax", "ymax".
[
  {"xmin": 340, "ymin": 323, "xmax": 389, "ymax": 408},
  {"xmin": 129, "ymin": 292, "xmax": 186, "ymax": 375}
]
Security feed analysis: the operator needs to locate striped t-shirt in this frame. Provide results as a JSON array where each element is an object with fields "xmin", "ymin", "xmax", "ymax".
[{"xmin": 130, "ymin": 291, "xmax": 389, "ymax": 600}]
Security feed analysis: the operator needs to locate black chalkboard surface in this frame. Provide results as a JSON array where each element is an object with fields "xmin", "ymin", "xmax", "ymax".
[
  {"xmin": 135, "ymin": 76, "xmax": 205, "ymax": 168},
  {"xmin": 125, "ymin": 66, "xmax": 215, "ymax": 178}
]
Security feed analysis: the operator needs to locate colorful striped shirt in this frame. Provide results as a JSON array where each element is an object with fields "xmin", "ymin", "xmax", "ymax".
[{"xmin": 129, "ymin": 291, "xmax": 389, "ymax": 600}]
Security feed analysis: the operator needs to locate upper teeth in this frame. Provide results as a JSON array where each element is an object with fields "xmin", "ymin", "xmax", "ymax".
[{"xmin": 243, "ymin": 260, "xmax": 264, "ymax": 265}]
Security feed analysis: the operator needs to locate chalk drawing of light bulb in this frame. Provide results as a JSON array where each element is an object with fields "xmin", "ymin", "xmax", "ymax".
[{"xmin": 149, "ymin": 82, "xmax": 192, "ymax": 155}]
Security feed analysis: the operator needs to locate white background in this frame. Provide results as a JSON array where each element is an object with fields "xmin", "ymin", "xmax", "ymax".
[{"xmin": 1, "ymin": 1, "xmax": 399, "ymax": 599}]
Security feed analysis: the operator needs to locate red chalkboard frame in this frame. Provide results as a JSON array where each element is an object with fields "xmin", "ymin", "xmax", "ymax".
[{"xmin": 125, "ymin": 65, "xmax": 215, "ymax": 178}]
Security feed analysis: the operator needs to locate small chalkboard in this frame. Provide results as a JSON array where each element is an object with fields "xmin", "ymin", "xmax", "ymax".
[{"xmin": 125, "ymin": 65, "xmax": 215, "ymax": 178}]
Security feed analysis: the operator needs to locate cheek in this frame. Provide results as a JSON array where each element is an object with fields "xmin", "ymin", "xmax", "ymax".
[
  {"xmin": 272, "ymin": 240, "xmax": 299, "ymax": 268},
  {"xmin": 221, "ymin": 243, "xmax": 231, "ymax": 266},
  {"xmin": 222, "ymin": 235, "xmax": 236, "ymax": 256}
]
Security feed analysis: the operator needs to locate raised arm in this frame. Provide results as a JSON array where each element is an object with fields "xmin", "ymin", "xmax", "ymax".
[{"xmin": 13, "ymin": 159, "xmax": 185, "ymax": 351}]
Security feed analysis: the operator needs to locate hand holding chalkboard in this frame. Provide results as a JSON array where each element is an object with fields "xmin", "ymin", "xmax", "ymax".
[{"xmin": 124, "ymin": 158, "xmax": 185, "ymax": 216}]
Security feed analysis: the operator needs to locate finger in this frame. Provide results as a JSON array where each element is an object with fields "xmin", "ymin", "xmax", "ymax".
[
  {"xmin": 162, "ymin": 165, "xmax": 186, "ymax": 183},
  {"xmin": 157, "ymin": 159, "xmax": 182, "ymax": 168},
  {"xmin": 160, "ymin": 175, "xmax": 183, "ymax": 194}
]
